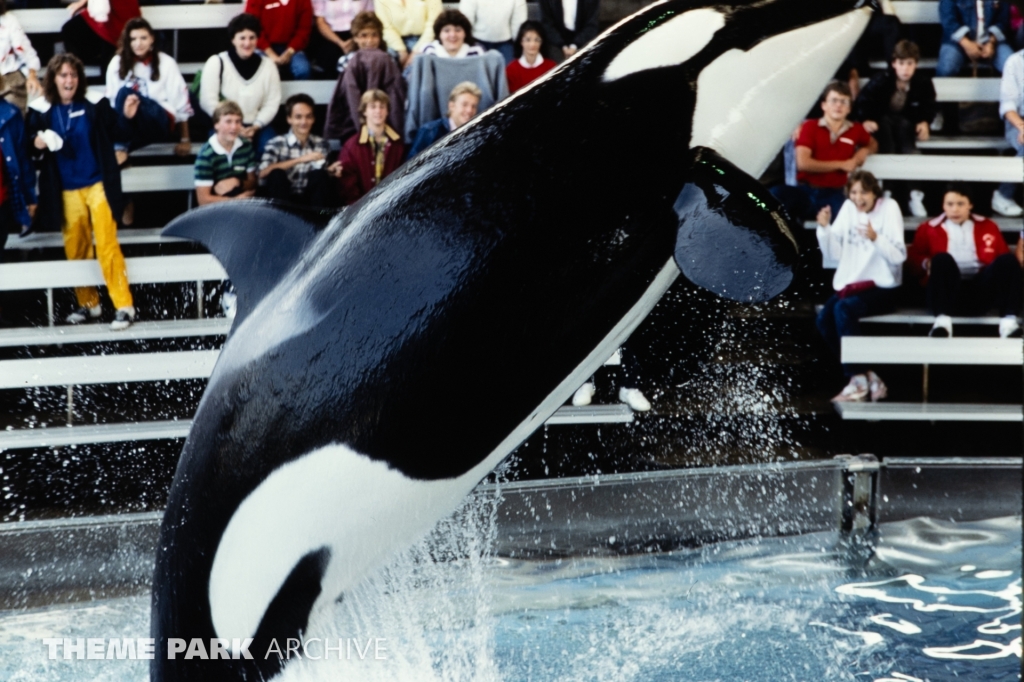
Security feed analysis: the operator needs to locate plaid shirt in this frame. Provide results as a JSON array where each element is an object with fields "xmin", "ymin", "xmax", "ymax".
[{"xmin": 258, "ymin": 131, "xmax": 331, "ymax": 190}]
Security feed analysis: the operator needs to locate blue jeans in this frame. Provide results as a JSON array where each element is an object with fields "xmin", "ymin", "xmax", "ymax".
[
  {"xmin": 477, "ymin": 39, "xmax": 514, "ymax": 64},
  {"xmin": 268, "ymin": 44, "xmax": 311, "ymax": 80},
  {"xmin": 998, "ymin": 119, "xmax": 1024, "ymax": 199},
  {"xmin": 247, "ymin": 124, "xmax": 277, "ymax": 159},
  {"xmin": 936, "ymin": 40, "xmax": 1014, "ymax": 76},
  {"xmin": 114, "ymin": 86, "xmax": 175, "ymax": 151},
  {"xmin": 817, "ymin": 287, "xmax": 897, "ymax": 376}
]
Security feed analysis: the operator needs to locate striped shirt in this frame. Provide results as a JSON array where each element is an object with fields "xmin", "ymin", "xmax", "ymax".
[
  {"xmin": 258, "ymin": 131, "xmax": 330, "ymax": 190},
  {"xmin": 195, "ymin": 135, "xmax": 257, "ymax": 187}
]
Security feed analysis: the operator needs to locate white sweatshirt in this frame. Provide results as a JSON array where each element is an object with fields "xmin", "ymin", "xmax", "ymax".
[
  {"xmin": 199, "ymin": 52, "xmax": 282, "ymax": 128},
  {"xmin": 105, "ymin": 52, "xmax": 193, "ymax": 122},
  {"xmin": 817, "ymin": 196, "xmax": 907, "ymax": 290},
  {"xmin": 459, "ymin": 0, "xmax": 528, "ymax": 43},
  {"xmin": 0, "ymin": 14, "xmax": 40, "ymax": 77}
]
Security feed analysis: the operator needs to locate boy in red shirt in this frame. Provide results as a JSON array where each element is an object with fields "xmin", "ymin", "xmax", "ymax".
[
  {"xmin": 771, "ymin": 81, "xmax": 877, "ymax": 223},
  {"xmin": 908, "ymin": 185, "xmax": 1022, "ymax": 338},
  {"xmin": 245, "ymin": 0, "xmax": 313, "ymax": 80}
]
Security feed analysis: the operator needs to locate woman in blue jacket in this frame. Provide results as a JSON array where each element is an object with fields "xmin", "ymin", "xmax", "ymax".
[{"xmin": 0, "ymin": 85, "xmax": 37, "ymax": 326}]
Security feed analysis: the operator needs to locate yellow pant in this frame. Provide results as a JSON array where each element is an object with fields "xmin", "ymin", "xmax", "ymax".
[{"xmin": 61, "ymin": 182, "xmax": 133, "ymax": 310}]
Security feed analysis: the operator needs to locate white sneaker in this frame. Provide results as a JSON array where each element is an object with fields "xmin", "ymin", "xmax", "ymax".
[
  {"xmin": 992, "ymin": 190, "xmax": 1023, "ymax": 218},
  {"xmin": 66, "ymin": 304, "xmax": 102, "ymax": 324},
  {"xmin": 832, "ymin": 374, "xmax": 869, "ymax": 403},
  {"xmin": 909, "ymin": 190, "xmax": 927, "ymax": 218},
  {"xmin": 109, "ymin": 306, "xmax": 135, "ymax": 331},
  {"xmin": 221, "ymin": 290, "xmax": 237, "ymax": 319},
  {"xmin": 929, "ymin": 314, "xmax": 953, "ymax": 338},
  {"xmin": 618, "ymin": 387, "xmax": 651, "ymax": 412},
  {"xmin": 999, "ymin": 316, "xmax": 1022, "ymax": 338},
  {"xmin": 929, "ymin": 112, "xmax": 943, "ymax": 132},
  {"xmin": 572, "ymin": 382, "xmax": 596, "ymax": 406}
]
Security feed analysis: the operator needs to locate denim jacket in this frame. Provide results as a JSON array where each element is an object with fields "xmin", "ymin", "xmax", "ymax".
[
  {"xmin": 940, "ymin": 0, "xmax": 1010, "ymax": 45},
  {"xmin": 0, "ymin": 100, "xmax": 36, "ymax": 229}
]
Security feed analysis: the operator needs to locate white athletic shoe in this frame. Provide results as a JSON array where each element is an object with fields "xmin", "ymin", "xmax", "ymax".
[
  {"xmin": 618, "ymin": 387, "xmax": 651, "ymax": 412},
  {"xmin": 66, "ymin": 304, "xmax": 102, "ymax": 324},
  {"xmin": 999, "ymin": 316, "xmax": 1022, "ymax": 339},
  {"xmin": 992, "ymin": 190, "xmax": 1024, "ymax": 218},
  {"xmin": 109, "ymin": 306, "xmax": 135, "ymax": 331},
  {"xmin": 831, "ymin": 374, "xmax": 869, "ymax": 403},
  {"xmin": 929, "ymin": 112, "xmax": 943, "ymax": 132},
  {"xmin": 572, "ymin": 382, "xmax": 596, "ymax": 406},
  {"xmin": 929, "ymin": 315, "xmax": 953, "ymax": 338},
  {"xmin": 222, "ymin": 290, "xmax": 237, "ymax": 319},
  {"xmin": 908, "ymin": 190, "xmax": 927, "ymax": 218}
]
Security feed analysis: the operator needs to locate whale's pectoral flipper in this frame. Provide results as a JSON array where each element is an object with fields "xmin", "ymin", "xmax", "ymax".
[
  {"xmin": 163, "ymin": 201, "xmax": 334, "ymax": 326},
  {"xmin": 674, "ymin": 147, "xmax": 799, "ymax": 303}
]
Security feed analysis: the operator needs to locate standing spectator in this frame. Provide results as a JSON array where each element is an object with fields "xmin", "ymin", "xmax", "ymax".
[
  {"xmin": 0, "ymin": 78, "xmax": 34, "ymax": 327},
  {"xmin": 324, "ymin": 15, "xmax": 406, "ymax": 143},
  {"xmin": 376, "ymin": 0, "xmax": 443, "ymax": 66},
  {"xmin": 199, "ymin": 14, "xmax": 282, "ymax": 158},
  {"xmin": 420, "ymin": 10, "xmax": 486, "ymax": 58},
  {"xmin": 815, "ymin": 171, "xmax": 906, "ymax": 403},
  {"xmin": 407, "ymin": 80, "xmax": 479, "ymax": 157},
  {"xmin": 245, "ymin": 0, "xmax": 314, "ymax": 80},
  {"xmin": 539, "ymin": 0, "xmax": 599, "ymax": 61},
  {"xmin": 194, "ymin": 100, "xmax": 258, "ymax": 206},
  {"xmin": 908, "ymin": 185, "xmax": 1022, "ymax": 338},
  {"xmin": 105, "ymin": 18, "xmax": 192, "ymax": 163},
  {"xmin": 28, "ymin": 53, "xmax": 134, "ymax": 331},
  {"xmin": 62, "ymin": 0, "xmax": 141, "ymax": 69},
  {"xmin": 506, "ymin": 20, "xmax": 554, "ymax": 94},
  {"xmin": 936, "ymin": 0, "xmax": 1013, "ymax": 75},
  {"xmin": 0, "ymin": 1, "xmax": 41, "ymax": 112},
  {"xmin": 771, "ymin": 81, "xmax": 877, "ymax": 223},
  {"xmin": 338, "ymin": 89, "xmax": 404, "ymax": 204},
  {"xmin": 310, "ymin": 0, "xmax": 374, "ymax": 76},
  {"xmin": 854, "ymin": 40, "xmax": 935, "ymax": 218},
  {"xmin": 460, "ymin": 0, "xmax": 527, "ymax": 64},
  {"xmin": 995, "ymin": 46, "xmax": 1024, "ymax": 216},
  {"xmin": 259, "ymin": 93, "xmax": 340, "ymax": 206}
]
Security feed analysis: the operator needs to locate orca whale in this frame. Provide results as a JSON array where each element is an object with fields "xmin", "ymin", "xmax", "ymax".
[{"xmin": 152, "ymin": 1, "xmax": 872, "ymax": 679}]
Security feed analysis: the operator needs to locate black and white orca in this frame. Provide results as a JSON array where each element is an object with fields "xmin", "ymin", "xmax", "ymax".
[{"xmin": 152, "ymin": 1, "xmax": 872, "ymax": 679}]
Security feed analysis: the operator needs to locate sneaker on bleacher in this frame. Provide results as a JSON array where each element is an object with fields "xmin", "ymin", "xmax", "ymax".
[
  {"xmin": 618, "ymin": 387, "xmax": 651, "ymax": 412},
  {"xmin": 222, "ymin": 290, "xmax": 237, "ymax": 319},
  {"xmin": 572, "ymin": 382, "xmax": 596, "ymax": 406},
  {"xmin": 832, "ymin": 374, "xmax": 869, "ymax": 403},
  {"xmin": 110, "ymin": 307, "xmax": 135, "ymax": 332},
  {"xmin": 991, "ymin": 190, "xmax": 1023, "ymax": 218},
  {"xmin": 66, "ymin": 304, "xmax": 102, "ymax": 324},
  {"xmin": 999, "ymin": 316, "xmax": 1022, "ymax": 339},
  {"xmin": 908, "ymin": 190, "xmax": 927, "ymax": 218},
  {"xmin": 929, "ymin": 315, "xmax": 953, "ymax": 338}
]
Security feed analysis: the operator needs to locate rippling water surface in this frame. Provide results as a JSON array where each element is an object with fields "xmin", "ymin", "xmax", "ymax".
[{"xmin": 0, "ymin": 515, "xmax": 1019, "ymax": 682}]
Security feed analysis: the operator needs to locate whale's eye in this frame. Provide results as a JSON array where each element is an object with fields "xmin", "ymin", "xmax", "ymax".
[{"xmin": 602, "ymin": 8, "xmax": 725, "ymax": 82}]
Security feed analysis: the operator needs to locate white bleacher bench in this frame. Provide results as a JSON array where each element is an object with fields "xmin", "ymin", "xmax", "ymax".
[
  {"xmin": 835, "ymin": 401, "xmax": 1022, "ymax": 421},
  {"xmin": 860, "ymin": 310, "xmax": 1002, "ymax": 325},
  {"xmin": 917, "ymin": 137, "xmax": 1011, "ymax": 151},
  {"xmin": 891, "ymin": 1, "xmax": 939, "ymax": 24},
  {"xmin": 5, "ymin": 227, "xmax": 183, "ymax": 250},
  {"xmin": 0, "ymin": 350, "xmax": 220, "ymax": 390},
  {"xmin": 862, "ymin": 154, "xmax": 1023, "ymax": 183},
  {"xmin": 12, "ymin": 6, "xmax": 243, "ymax": 34},
  {"xmin": 933, "ymin": 78, "xmax": 1001, "ymax": 102},
  {"xmin": 804, "ymin": 216, "xmax": 1022, "ymax": 233},
  {"xmin": 0, "ymin": 318, "xmax": 230, "ymax": 348},
  {"xmin": 841, "ymin": 336, "xmax": 1023, "ymax": 365}
]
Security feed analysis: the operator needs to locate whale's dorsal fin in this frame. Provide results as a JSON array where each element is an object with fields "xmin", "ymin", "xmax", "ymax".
[
  {"xmin": 163, "ymin": 201, "xmax": 336, "ymax": 326},
  {"xmin": 674, "ymin": 147, "xmax": 799, "ymax": 303}
]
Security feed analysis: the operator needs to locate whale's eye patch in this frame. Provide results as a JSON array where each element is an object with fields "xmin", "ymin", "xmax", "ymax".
[{"xmin": 602, "ymin": 8, "xmax": 725, "ymax": 82}]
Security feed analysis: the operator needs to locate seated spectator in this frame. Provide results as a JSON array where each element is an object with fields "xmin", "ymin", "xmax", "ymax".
[
  {"xmin": 908, "ymin": 185, "xmax": 1022, "ymax": 338},
  {"xmin": 408, "ymin": 81, "xmax": 480, "ymax": 158},
  {"xmin": 377, "ymin": 0, "xmax": 443, "ymax": 67},
  {"xmin": 0, "ymin": 1, "xmax": 42, "ymax": 111},
  {"xmin": 995, "ymin": 47, "xmax": 1024, "ymax": 216},
  {"xmin": 460, "ymin": 0, "xmax": 527, "ymax": 64},
  {"xmin": 199, "ymin": 14, "xmax": 282, "ymax": 158},
  {"xmin": 854, "ymin": 40, "xmax": 935, "ymax": 218},
  {"xmin": 28, "ymin": 53, "xmax": 134, "ymax": 331},
  {"xmin": 420, "ymin": 10, "xmax": 487, "ymax": 59},
  {"xmin": 771, "ymin": 81, "xmax": 877, "ymax": 223},
  {"xmin": 404, "ymin": 51, "xmax": 507, "ymax": 140},
  {"xmin": 937, "ymin": 0, "xmax": 1013, "ymax": 76},
  {"xmin": 324, "ymin": 17, "xmax": 406, "ymax": 143},
  {"xmin": 310, "ymin": 0, "xmax": 373, "ymax": 76},
  {"xmin": 62, "ymin": 0, "xmax": 141, "ymax": 69},
  {"xmin": 245, "ymin": 0, "xmax": 312, "ymax": 80},
  {"xmin": 539, "ymin": 0, "xmax": 599, "ymax": 61},
  {"xmin": 338, "ymin": 89, "xmax": 405, "ymax": 205},
  {"xmin": 105, "ymin": 18, "xmax": 192, "ymax": 164},
  {"xmin": 815, "ymin": 171, "xmax": 906, "ymax": 403},
  {"xmin": 506, "ymin": 20, "xmax": 555, "ymax": 93},
  {"xmin": 194, "ymin": 100, "xmax": 258, "ymax": 206},
  {"xmin": 259, "ymin": 93, "xmax": 341, "ymax": 206}
]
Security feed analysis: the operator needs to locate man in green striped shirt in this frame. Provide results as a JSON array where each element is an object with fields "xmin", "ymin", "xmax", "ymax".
[{"xmin": 195, "ymin": 101, "xmax": 258, "ymax": 206}]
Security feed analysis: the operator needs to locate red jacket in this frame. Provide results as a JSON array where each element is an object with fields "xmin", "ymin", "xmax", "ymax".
[
  {"xmin": 908, "ymin": 214, "xmax": 1009, "ymax": 284},
  {"xmin": 83, "ymin": 0, "xmax": 141, "ymax": 46},
  {"xmin": 245, "ymin": 0, "xmax": 313, "ymax": 52},
  {"xmin": 338, "ymin": 126, "xmax": 405, "ymax": 205},
  {"xmin": 506, "ymin": 58, "xmax": 556, "ymax": 94}
]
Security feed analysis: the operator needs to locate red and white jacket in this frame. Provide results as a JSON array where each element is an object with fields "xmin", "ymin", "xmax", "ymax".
[{"xmin": 908, "ymin": 213, "xmax": 1009, "ymax": 284}]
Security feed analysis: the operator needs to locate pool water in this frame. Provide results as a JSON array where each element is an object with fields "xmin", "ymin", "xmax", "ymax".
[{"xmin": 0, "ymin": 515, "xmax": 1019, "ymax": 682}]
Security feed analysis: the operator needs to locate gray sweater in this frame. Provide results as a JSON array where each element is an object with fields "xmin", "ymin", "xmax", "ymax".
[{"xmin": 404, "ymin": 51, "xmax": 509, "ymax": 142}]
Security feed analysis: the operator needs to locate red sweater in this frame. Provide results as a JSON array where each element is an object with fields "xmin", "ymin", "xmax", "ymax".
[
  {"xmin": 908, "ymin": 214, "xmax": 1010, "ymax": 284},
  {"xmin": 506, "ymin": 57, "xmax": 555, "ymax": 94},
  {"xmin": 338, "ymin": 126, "xmax": 405, "ymax": 205},
  {"xmin": 83, "ymin": 0, "xmax": 141, "ymax": 46},
  {"xmin": 245, "ymin": 0, "xmax": 314, "ymax": 52}
]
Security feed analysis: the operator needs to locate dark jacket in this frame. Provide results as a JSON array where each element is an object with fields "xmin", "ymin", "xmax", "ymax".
[
  {"xmin": 940, "ymin": 0, "xmax": 1011, "ymax": 45},
  {"xmin": 854, "ymin": 68, "xmax": 937, "ymax": 126},
  {"xmin": 27, "ymin": 97, "xmax": 127, "ymax": 233},
  {"xmin": 539, "ymin": 0, "xmax": 600, "ymax": 51},
  {"xmin": 407, "ymin": 117, "xmax": 450, "ymax": 158},
  {"xmin": 0, "ymin": 101, "xmax": 37, "ymax": 230},
  {"xmin": 324, "ymin": 49, "xmax": 406, "ymax": 144},
  {"xmin": 338, "ymin": 125, "xmax": 405, "ymax": 205}
]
